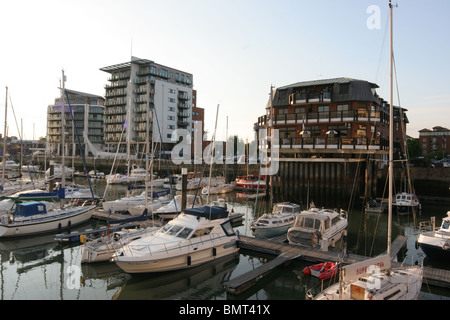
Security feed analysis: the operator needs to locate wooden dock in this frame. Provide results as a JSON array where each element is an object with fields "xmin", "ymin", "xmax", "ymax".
[{"xmin": 225, "ymin": 234, "xmax": 450, "ymax": 295}]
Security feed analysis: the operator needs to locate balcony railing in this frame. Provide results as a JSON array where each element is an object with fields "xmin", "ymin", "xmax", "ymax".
[
  {"xmin": 276, "ymin": 136, "xmax": 387, "ymax": 151},
  {"xmin": 268, "ymin": 110, "xmax": 382, "ymax": 126}
]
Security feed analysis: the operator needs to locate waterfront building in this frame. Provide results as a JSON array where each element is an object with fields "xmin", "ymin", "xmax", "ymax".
[
  {"xmin": 255, "ymin": 77, "xmax": 410, "ymax": 206},
  {"xmin": 418, "ymin": 126, "xmax": 450, "ymax": 156},
  {"xmin": 257, "ymin": 77, "xmax": 408, "ymax": 160},
  {"xmin": 100, "ymin": 56, "xmax": 193, "ymax": 158},
  {"xmin": 47, "ymin": 89, "xmax": 105, "ymax": 158}
]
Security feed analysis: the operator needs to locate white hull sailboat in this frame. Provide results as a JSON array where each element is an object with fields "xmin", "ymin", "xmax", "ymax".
[{"xmin": 0, "ymin": 202, "xmax": 96, "ymax": 238}]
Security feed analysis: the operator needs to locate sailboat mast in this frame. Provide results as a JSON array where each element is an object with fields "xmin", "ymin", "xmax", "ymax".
[
  {"xmin": 2, "ymin": 86, "xmax": 7, "ymax": 188},
  {"xmin": 388, "ymin": 0, "xmax": 394, "ymax": 256}
]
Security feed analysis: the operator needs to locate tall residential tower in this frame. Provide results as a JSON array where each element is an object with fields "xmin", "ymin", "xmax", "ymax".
[{"xmin": 100, "ymin": 56, "xmax": 193, "ymax": 158}]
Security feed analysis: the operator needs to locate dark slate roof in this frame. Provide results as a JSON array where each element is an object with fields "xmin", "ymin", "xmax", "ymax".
[
  {"xmin": 278, "ymin": 77, "xmax": 378, "ymax": 90},
  {"xmin": 273, "ymin": 77, "xmax": 380, "ymax": 107}
]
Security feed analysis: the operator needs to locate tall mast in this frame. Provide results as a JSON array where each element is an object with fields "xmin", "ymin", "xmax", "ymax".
[
  {"xmin": 2, "ymin": 86, "xmax": 7, "ymax": 188},
  {"xmin": 387, "ymin": 0, "xmax": 394, "ymax": 256},
  {"xmin": 61, "ymin": 70, "xmax": 66, "ymax": 197}
]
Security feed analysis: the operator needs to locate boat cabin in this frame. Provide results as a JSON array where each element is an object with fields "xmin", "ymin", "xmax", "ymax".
[
  {"xmin": 15, "ymin": 202, "xmax": 47, "ymax": 217},
  {"xmin": 292, "ymin": 209, "xmax": 341, "ymax": 234},
  {"xmin": 273, "ymin": 202, "xmax": 301, "ymax": 214}
]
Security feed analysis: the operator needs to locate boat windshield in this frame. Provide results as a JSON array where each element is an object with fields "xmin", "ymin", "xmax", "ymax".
[
  {"xmin": 294, "ymin": 216, "xmax": 322, "ymax": 230},
  {"xmin": 158, "ymin": 224, "xmax": 193, "ymax": 239}
]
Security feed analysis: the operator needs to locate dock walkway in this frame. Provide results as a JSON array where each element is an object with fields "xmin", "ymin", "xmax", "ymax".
[{"xmin": 226, "ymin": 234, "xmax": 450, "ymax": 295}]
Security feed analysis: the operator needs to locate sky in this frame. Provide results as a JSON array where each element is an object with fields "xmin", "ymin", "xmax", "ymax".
[{"xmin": 0, "ymin": 0, "xmax": 449, "ymax": 142}]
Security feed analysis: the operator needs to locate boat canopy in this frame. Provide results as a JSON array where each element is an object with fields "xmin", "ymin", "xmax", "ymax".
[
  {"xmin": 15, "ymin": 202, "xmax": 47, "ymax": 217},
  {"xmin": 183, "ymin": 206, "xmax": 229, "ymax": 220}
]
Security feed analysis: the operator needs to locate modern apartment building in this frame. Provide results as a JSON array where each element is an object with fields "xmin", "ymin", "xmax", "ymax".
[
  {"xmin": 257, "ymin": 77, "xmax": 408, "ymax": 160},
  {"xmin": 100, "ymin": 56, "xmax": 193, "ymax": 158},
  {"xmin": 419, "ymin": 126, "xmax": 450, "ymax": 155},
  {"xmin": 47, "ymin": 89, "xmax": 105, "ymax": 157}
]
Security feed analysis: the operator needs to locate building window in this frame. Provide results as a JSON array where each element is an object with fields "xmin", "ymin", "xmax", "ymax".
[
  {"xmin": 168, "ymin": 116, "xmax": 175, "ymax": 121},
  {"xmin": 168, "ymin": 125, "xmax": 175, "ymax": 130},
  {"xmin": 168, "ymin": 89, "xmax": 176, "ymax": 94},
  {"xmin": 337, "ymin": 104, "xmax": 349, "ymax": 111},
  {"xmin": 278, "ymin": 107, "xmax": 289, "ymax": 115},
  {"xmin": 295, "ymin": 106, "xmax": 306, "ymax": 114},
  {"xmin": 357, "ymin": 125, "xmax": 367, "ymax": 137},
  {"xmin": 169, "ymin": 107, "xmax": 175, "ymax": 112}
]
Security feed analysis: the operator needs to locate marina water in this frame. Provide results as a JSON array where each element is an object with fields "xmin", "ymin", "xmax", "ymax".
[{"xmin": 0, "ymin": 177, "xmax": 448, "ymax": 300}]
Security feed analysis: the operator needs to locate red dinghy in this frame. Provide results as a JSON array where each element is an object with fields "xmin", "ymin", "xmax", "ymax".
[{"xmin": 303, "ymin": 262, "xmax": 338, "ymax": 281}]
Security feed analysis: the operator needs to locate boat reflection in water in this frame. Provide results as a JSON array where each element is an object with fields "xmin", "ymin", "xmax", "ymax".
[{"xmin": 112, "ymin": 253, "xmax": 240, "ymax": 300}]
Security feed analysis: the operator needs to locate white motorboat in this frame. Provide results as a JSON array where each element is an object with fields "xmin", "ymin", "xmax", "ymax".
[
  {"xmin": 111, "ymin": 205, "xmax": 239, "ymax": 273},
  {"xmin": 102, "ymin": 189, "xmax": 170, "ymax": 215},
  {"xmin": 287, "ymin": 206, "xmax": 348, "ymax": 251},
  {"xmin": 175, "ymin": 177, "xmax": 205, "ymax": 191},
  {"xmin": 393, "ymin": 192, "xmax": 420, "ymax": 215},
  {"xmin": 417, "ymin": 211, "xmax": 450, "ymax": 260},
  {"xmin": 250, "ymin": 202, "xmax": 301, "ymax": 238},
  {"xmin": 155, "ymin": 194, "xmax": 203, "ymax": 220},
  {"xmin": 0, "ymin": 201, "xmax": 96, "ymax": 238}
]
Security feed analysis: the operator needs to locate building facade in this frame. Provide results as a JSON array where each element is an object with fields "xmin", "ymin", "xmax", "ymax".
[
  {"xmin": 47, "ymin": 89, "xmax": 105, "ymax": 157},
  {"xmin": 100, "ymin": 56, "xmax": 193, "ymax": 158},
  {"xmin": 257, "ymin": 78, "xmax": 408, "ymax": 160},
  {"xmin": 419, "ymin": 126, "xmax": 450, "ymax": 156}
]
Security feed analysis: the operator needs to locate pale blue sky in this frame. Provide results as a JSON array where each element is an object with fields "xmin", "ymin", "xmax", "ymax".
[{"xmin": 0, "ymin": 0, "xmax": 449, "ymax": 141}]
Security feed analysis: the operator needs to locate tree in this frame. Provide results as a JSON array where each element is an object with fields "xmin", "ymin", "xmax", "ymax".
[{"xmin": 406, "ymin": 138, "xmax": 422, "ymax": 161}]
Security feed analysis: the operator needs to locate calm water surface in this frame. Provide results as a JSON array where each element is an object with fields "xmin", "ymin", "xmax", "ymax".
[{"xmin": 0, "ymin": 178, "xmax": 449, "ymax": 300}]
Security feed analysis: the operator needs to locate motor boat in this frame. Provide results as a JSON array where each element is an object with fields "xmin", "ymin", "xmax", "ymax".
[
  {"xmin": 287, "ymin": 206, "xmax": 348, "ymax": 251},
  {"xmin": 0, "ymin": 160, "xmax": 20, "ymax": 171},
  {"xmin": 111, "ymin": 205, "xmax": 239, "ymax": 273},
  {"xmin": 250, "ymin": 202, "xmax": 301, "ymax": 238},
  {"xmin": 0, "ymin": 201, "xmax": 96, "ymax": 238},
  {"xmin": 155, "ymin": 194, "xmax": 203, "ymax": 220},
  {"xmin": 201, "ymin": 183, "xmax": 235, "ymax": 195},
  {"xmin": 417, "ymin": 211, "xmax": 450, "ymax": 260},
  {"xmin": 393, "ymin": 192, "xmax": 420, "ymax": 215}
]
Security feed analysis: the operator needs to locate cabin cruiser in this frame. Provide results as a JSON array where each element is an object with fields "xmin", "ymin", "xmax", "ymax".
[
  {"xmin": 417, "ymin": 211, "xmax": 450, "ymax": 260},
  {"xmin": 45, "ymin": 164, "xmax": 74, "ymax": 179},
  {"xmin": 0, "ymin": 201, "xmax": 96, "ymax": 238},
  {"xmin": 393, "ymin": 192, "xmax": 420, "ymax": 215},
  {"xmin": 154, "ymin": 194, "xmax": 203, "ymax": 220},
  {"xmin": 250, "ymin": 202, "xmax": 301, "ymax": 238},
  {"xmin": 111, "ymin": 205, "xmax": 239, "ymax": 273},
  {"xmin": 287, "ymin": 206, "xmax": 348, "ymax": 251}
]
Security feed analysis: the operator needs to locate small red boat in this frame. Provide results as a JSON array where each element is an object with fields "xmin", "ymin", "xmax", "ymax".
[{"xmin": 303, "ymin": 262, "xmax": 338, "ymax": 281}]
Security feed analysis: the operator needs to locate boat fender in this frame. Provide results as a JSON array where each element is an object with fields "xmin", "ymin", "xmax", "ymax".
[
  {"xmin": 80, "ymin": 235, "xmax": 85, "ymax": 243},
  {"xmin": 212, "ymin": 247, "xmax": 217, "ymax": 257},
  {"xmin": 187, "ymin": 256, "xmax": 191, "ymax": 266},
  {"xmin": 58, "ymin": 223, "xmax": 62, "ymax": 231},
  {"xmin": 68, "ymin": 220, "xmax": 71, "ymax": 228},
  {"xmin": 415, "ymin": 240, "xmax": 419, "ymax": 250}
]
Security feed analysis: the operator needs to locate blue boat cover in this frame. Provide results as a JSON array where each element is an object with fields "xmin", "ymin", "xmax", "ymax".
[
  {"xmin": 183, "ymin": 206, "xmax": 229, "ymax": 220},
  {"xmin": 15, "ymin": 202, "xmax": 47, "ymax": 217}
]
